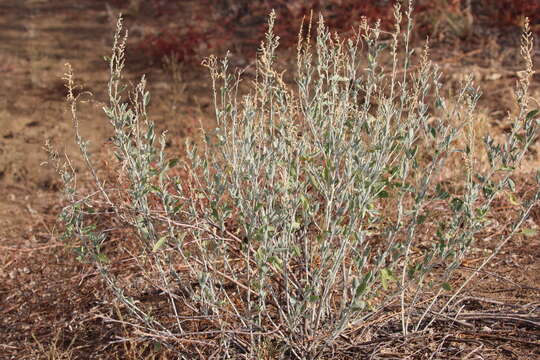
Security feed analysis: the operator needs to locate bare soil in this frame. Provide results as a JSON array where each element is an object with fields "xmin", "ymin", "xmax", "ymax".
[{"xmin": 0, "ymin": 1, "xmax": 539, "ymax": 358}]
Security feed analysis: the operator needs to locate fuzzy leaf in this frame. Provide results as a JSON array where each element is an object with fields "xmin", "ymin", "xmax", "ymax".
[
  {"xmin": 380, "ymin": 268, "xmax": 396, "ymax": 290},
  {"xmin": 521, "ymin": 228, "xmax": 538, "ymax": 237},
  {"xmin": 526, "ymin": 109, "xmax": 539, "ymax": 122},
  {"xmin": 442, "ymin": 282, "xmax": 452, "ymax": 291},
  {"xmin": 152, "ymin": 236, "xmax": 168, "ymax": 252}
]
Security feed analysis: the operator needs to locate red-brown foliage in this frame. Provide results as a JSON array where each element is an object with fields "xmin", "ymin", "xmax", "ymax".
[
  {"xmin": 481, "ymin": 0, "xmax": 540, "ymax": 27},
  {"xmin": 137, "ymin": 28, "xmax": 209, "ymax": 64},
  {"xmin": 112, "ymin": 0, "xmax": 538, "ymax": 64}
]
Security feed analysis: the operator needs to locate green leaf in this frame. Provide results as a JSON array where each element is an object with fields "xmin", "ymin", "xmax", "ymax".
[
  {"xmin": 354, "ymin": 272, "xmax": 372, "ymax": 296},
  {"xmin": 380, "ymin": 268, "xmax": 396, "ymax": 290},
  {"xmin": 146, "ymin": 124, "xmax": 155, "ymax": 140},
  {"xmin": 435, "ymin": 183, "xmax": 450, "ymax": 199},
  {"xmin": 96, "ymin": 253, "xmax": 110, "ymax": 264},
  {"xmin": 152, "ymin": 236, "xmax": 168, "ymax": 252},
  {"xmin": 482, "ymin": 185, "xmax": 494, "ymax": 197},
  {"xmin": 499, "ymin": 166, "xmax": 515, "ymax": 172},
  {"xmin": 506, "ymin": 192, "xmax": 520, "ymax": 206},
  {"xmin": 268, "ymin": 256, "xmax": 283, "ymax": 269},
  {"xmin": 143, "ymin": 92, "xmax": 151, "ymax": 106},
  {"xmin": 475, "ymin": 207, "xmax": 488, "ymax": 218},
  {"xmin": 408, "ymin": 263, "xmax": 422, "ymax": 279},
  {"xmin": 442, "ymin": 282, "xmax": 452, "ymax": 291},
  {"xmin": 176, "ymin": 232, "xmax": 186, "ymax": 245},
  {"xmin": 300, "ymin": 195, "xmax": 310, "ymax": 211},
  {"xmin": 520, "ymin": 228, "xmax": 538, "ymax": 237},
  {"xmin": 429, "ymin": 125, "xmax": 437, "ymax": 138},
  {"xmin": 507, "ymin": 177, "xmax": 516, "ymax": 192},
  {"xmin": 355, "ymin": 279, "xmax": 367, "ymax": 296},
  {"xmin": 525, "ymin": 109, "xmax": 539, "ymax": 122},
  {"xmin": 323, "ymin": 164, "xmax": 331, "ymax": 183},
  {"xmin": 351, "ymin": 300, "xmax": 367, "ymax": 312},
  {"xmin": 450, "ymin": 197, "xmax": 464, "ymax": 212},
  {"xmin": 168, "ymin": 158, "xmax": 179, "ymax": 168}
]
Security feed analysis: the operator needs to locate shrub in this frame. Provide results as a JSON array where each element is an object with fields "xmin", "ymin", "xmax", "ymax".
[{"xmin": 56, "ymin": 1, "xmax": 539, "ymax": 358}]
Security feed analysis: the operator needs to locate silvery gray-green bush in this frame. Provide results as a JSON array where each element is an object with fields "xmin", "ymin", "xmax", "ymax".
[{"xmin": 57, "ymin": 2, "xmax": 539, "ymax": 358}]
